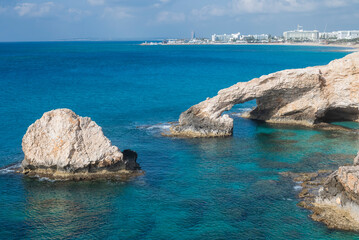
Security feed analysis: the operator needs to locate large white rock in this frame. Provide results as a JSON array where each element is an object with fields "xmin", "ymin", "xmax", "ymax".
[{"xmin": 21, "ymin": 109, "xmax": 140, "ymax": 179}]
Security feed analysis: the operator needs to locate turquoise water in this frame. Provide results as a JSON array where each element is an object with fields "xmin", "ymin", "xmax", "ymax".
[{"xmin": 1, "ymin": 42, "xmax": 359, "ymax": 239}]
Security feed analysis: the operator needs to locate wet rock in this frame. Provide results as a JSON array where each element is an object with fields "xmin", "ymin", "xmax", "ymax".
[{"xmin": 287, "ymin": 153, "xmax": 359, "ymax": 232}]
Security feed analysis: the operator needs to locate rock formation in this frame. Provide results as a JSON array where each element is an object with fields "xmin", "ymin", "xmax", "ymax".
[
  {"xmin": 169, "ymin": 52, "xmax": 359, "ymax": 137},
  {"xmin": 21, "ymin": 109, "xmax": 141, "ymax": 180},
  {"xmin": 293, "ymin": 152, "xmax": 359, "ymax": 231}
]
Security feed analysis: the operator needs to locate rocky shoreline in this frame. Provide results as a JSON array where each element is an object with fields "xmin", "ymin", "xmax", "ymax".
[
  {"xmin": 283, "ymin": 153, "xmax": 359, "ymax": 231},
  {"xmin": 169, "ymin": 51, "xmax": 359, "ymax": 137}
]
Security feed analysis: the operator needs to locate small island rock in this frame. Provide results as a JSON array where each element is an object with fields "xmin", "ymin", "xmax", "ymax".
[{"xmin": 21, "ymin": 108, "xmax": 141, "ymax": 180}]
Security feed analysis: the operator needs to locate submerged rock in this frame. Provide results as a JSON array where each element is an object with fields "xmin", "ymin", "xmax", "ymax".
[
  {"xmin": 292, "ymin": 152, "xmax": 359, "ymax": 232},
  {"xmin": 169, "ymin": 52, "xmax": 359, "ymax": 137},
  {"xmin": 21, "ymin": 109, "xmax": 141, "ymax": 180}
]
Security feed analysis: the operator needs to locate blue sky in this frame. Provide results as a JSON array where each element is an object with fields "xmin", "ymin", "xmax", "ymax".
[{"xmin": 1, "ymin": 0, "xmax": 359, "ymax": 41}]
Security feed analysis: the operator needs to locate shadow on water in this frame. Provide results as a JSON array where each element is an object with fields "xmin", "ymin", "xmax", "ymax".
[
  {"xmin": 250, "ymin": 120, "xmax": 358, "ymax": 169},
  {"xmin": 21, "ymin": 178, "xmax": 129, "ymax": 239}
]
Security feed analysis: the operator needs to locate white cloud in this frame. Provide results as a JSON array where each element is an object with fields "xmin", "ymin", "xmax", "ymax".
[
  {"xmin": 191, "ymin": 0, "xmax": 325, "ymax": 19},
  {"xmin": 192, "ymin": 5, "xmax": 226, "ymax": 19},
  {"xmin": 325, "ymin": 0, "xmax": 348, "ymax": 7},
  {"xmin": 68, "ymin": 8, "xmax": 91, "ymax": 19},
  {"xmin": 157, "ymin": 11, "xmax": 185, "ymax": 22},
  {"xmin": 103, "ymin": 7, "xmax": 132, "ymax": 19},
  {"xmin": 153, "ymin": 0, "xmax": 171, "ymax": 8},
  {"xmin": 231, "ymin": 0, "xmax": 317, "ymax": 14},
  {"xmin": 14, "ymin": 2, "xmax": 55, "ymax": 17},
  {"xmin": 87, "ymin": 0, "xmax": 105, "ymax": 6}
]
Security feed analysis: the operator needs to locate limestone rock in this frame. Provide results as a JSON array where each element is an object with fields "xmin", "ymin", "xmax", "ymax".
[
  {"xmin": 295, "ymin": 153, "xmax": 359, "ymax": 231},
  {"xmin": 170, "ymin": 52, "xmax": 359, "ymax": 137},
  {"xmin": 21, "ymin": 109, "xmax": 141, "ymax": 180},
  {"xmin": 354, "ymin": 151, "xmax": 359, "ymax": 166}
]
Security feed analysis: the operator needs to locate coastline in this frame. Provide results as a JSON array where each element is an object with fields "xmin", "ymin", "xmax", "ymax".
[
  {"xmin": 141, "ymin": 42, "xmax": 359, "ymax": 52},
  {"xmin": 2, "ymin": 41, "xmax": 359, "ymax": 239}
]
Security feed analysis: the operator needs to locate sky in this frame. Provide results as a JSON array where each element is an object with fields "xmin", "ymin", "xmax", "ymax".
[{"xmin": 0, "ymin": 0, "xmax": 359, "ymax": 41}]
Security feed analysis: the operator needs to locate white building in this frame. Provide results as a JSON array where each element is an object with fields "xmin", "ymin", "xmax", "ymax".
[
  {"xmin": 335, "ymin": 30, "xmax": 359, "ymax": 39},
  {"xmin": 320, "ymin": 30, "xmax": 359, "ymax": 40},
  {"xmin": 254, "ymin": 34, "xmax": 269, "ymax": 41},
  {"xmin": 320, "ymin": 32, "xmax": 338, "ymax": 39},
  {"xmin": 211, "ymin": 32, "xmax": 240, "ymax": 42},
  {"xmin": 283, "ymin": 26, "xmax": 319, "ymax": 41},
  {"xmin": 239, "ymin": 34, "xmax": 269, "ymax": 42},
  {"xmin": 242, "ymin": 34, "xmax": 269, "ymax": 41}
]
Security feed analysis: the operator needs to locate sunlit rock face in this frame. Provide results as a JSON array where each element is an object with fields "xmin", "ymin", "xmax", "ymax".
[
  {"xmin": 169, "ymin": 52, "xmax": 359, "ymax": 137},
  {"xmin": 295, "ymin": 152, "xmax": 359, "ymax": 232},
  {"xmin": 21, "ymin": 108, "xmax": 141, "ymax": 180}
]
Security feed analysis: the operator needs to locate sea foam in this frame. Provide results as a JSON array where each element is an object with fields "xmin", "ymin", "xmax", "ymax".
[
  {"xmin": 137, "ymin": 123, "xmax": 171, "ymax": 134},
  {"xmin": 0, "ymin": 163, "xmax": 21, "ymax": 174},
  {"xmin": 230, "ymin": 108, "xmax": 253, "ymax": 117}
]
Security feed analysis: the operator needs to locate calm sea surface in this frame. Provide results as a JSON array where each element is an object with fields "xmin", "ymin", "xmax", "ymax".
[{"xmin": 1, "ymin": 42, "xmax": 358, "ymax": 239}]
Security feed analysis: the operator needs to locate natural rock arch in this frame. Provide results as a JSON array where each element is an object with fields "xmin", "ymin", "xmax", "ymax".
[{"xmin": 168, "ymin": 52, "xmax": 359, "ymax": 137}]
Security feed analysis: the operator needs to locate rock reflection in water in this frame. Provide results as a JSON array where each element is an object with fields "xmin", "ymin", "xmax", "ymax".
[{"xmin": 22, "ymin": 178, "xmax": 126, "ymax": 239}]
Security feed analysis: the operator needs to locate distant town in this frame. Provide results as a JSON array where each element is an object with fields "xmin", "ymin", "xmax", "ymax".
[{"xmin": 141, "ymin": 25, "xmax": 359, "ymax": 46}]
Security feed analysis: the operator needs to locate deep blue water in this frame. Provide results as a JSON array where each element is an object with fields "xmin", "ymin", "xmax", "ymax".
[{"xmin": 1, "ymin": 42, "xmax": 359, "ymax": 239}]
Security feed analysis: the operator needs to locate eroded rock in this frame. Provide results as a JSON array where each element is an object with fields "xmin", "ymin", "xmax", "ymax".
[
  {"xmin": 293, "ymin": 152, "xmax": 359, "ymax": 231},
  {"xmin": 21, "ymin": 109, "xmax": 141, "ymax": 180},
  {"xmin": 169, "ymin": 52, "xmax": 359, "ymax": 137}
]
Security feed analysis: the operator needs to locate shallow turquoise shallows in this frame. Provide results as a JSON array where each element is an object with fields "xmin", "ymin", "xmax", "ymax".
[{"xmin": 1, "ymin": 42, "xmax": 359, "ymax": 240}]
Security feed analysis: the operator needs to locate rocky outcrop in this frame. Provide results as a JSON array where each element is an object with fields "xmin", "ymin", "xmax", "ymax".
[
  {"xmin": 293, "ymin": 152, "xmax": 359, "ymax": 231},
  {"xmin": 169, "ymin": 52, "xmax": 359, "ymax": 137},
  {"xmin": 21, "ymin": 109, "xmax": 141, "ymax": 180}
]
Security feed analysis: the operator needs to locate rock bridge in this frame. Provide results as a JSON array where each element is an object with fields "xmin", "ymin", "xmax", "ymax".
[{"xmin": 169, "ymin": 52, "xmax": 359, "ymax": 137}]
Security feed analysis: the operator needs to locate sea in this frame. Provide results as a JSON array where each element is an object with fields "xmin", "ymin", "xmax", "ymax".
[{"xmin": 0, "ymin": 42, "xmax": 358, "ymax": 240}]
